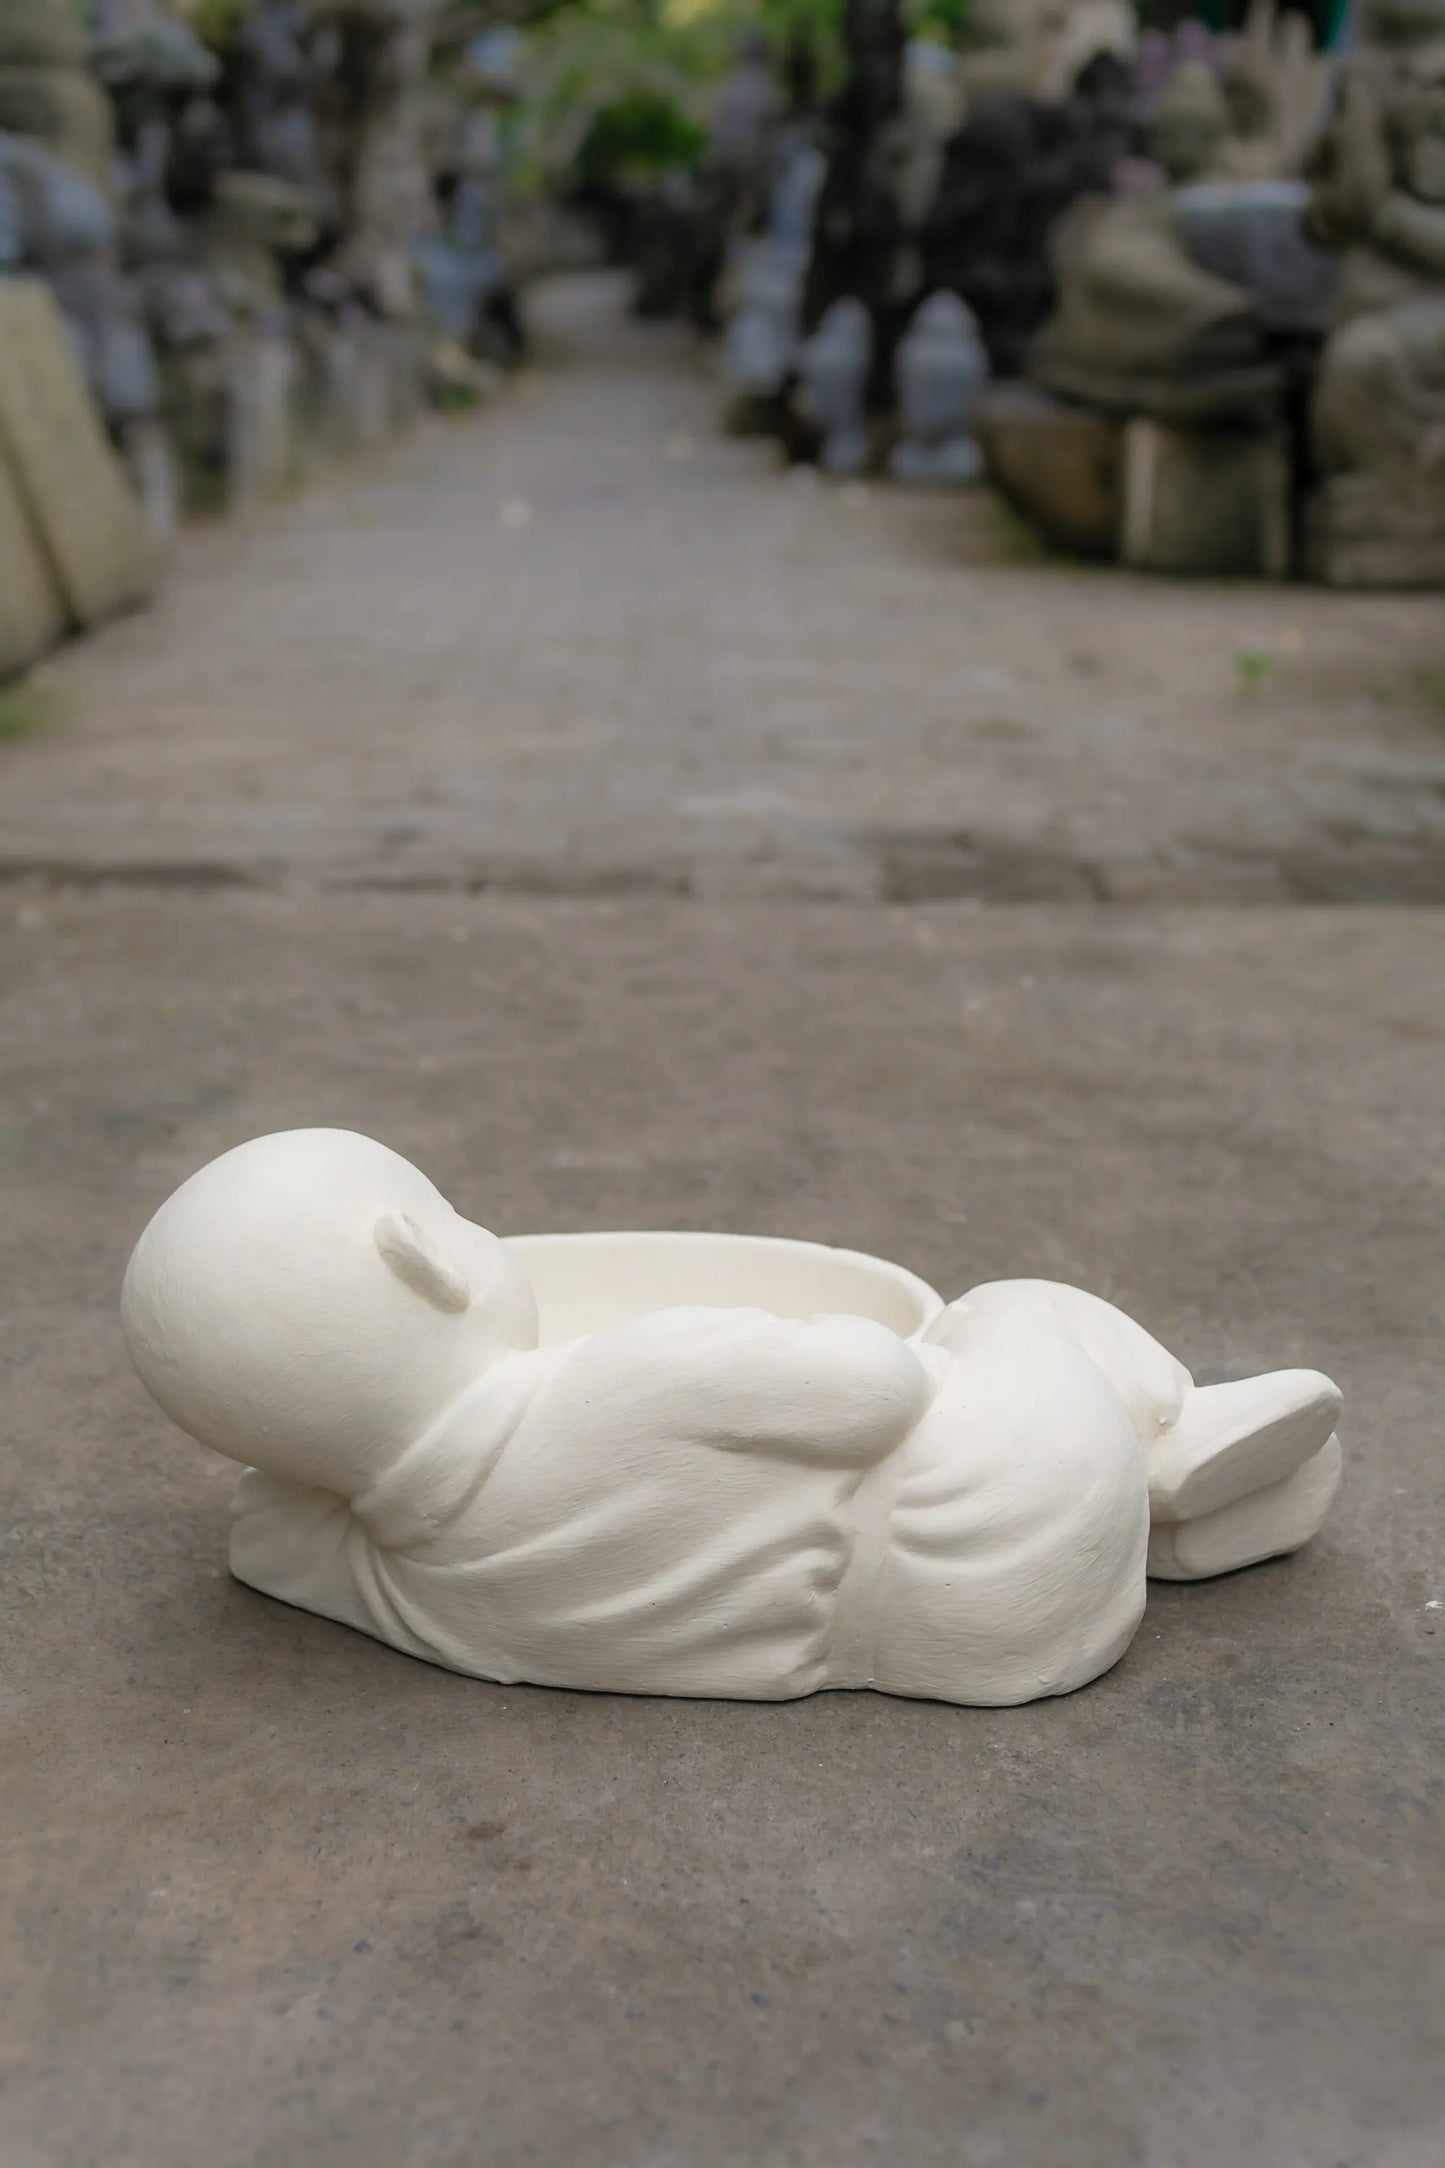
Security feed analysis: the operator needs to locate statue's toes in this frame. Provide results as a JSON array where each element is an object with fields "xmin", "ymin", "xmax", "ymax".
[
  {"xmin": 1147, "ymin": 1436, "xmax": 1342, "ymax": 1582},
  {"xmin": 1148, "ymin": 1369, "xmax": 1342, "ymax": 1524}
]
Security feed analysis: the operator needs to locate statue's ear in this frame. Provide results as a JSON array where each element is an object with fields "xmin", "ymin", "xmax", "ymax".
[{"xmin": 374, "ymin": 1211, "xmax": 472, "ymax": 1315}]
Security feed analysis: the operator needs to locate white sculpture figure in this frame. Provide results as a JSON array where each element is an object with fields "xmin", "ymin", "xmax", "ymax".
[
  {"xmin": 798, "ymin": 298, "xmax": 874, "ymax": 478},
  {"xmin": 889, "ymin": 290, "xmax": 990, "ymax": 485},
  {"xmin": 121, "ymin": 1130, "xmax": 1344, "ymax": 1708}
]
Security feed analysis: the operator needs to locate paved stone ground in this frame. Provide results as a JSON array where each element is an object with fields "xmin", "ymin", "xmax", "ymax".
[
  {"xmin": 2, "ymin": 275, "xmax": 1443, "ymax": 902},
  {"xmin": 1, "ymin": 276, "xmax": 1442, "ymax": 2168}
]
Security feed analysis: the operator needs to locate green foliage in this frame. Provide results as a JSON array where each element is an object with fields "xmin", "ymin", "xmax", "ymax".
[
  {"xmin": 186, "ymin": 0, "xmax": 246, "ymax": 48},
  {"xmin": 0, "ymin": 680, "xmax": 62, "ymax": 740},
  {"xmin": 500, "ymin": 0, "xmax": 848, "ymax": 197},
  {"xmin": 502, "ymin": 6, "xmax": 715, "ymax": 196},
  {"xmin": 1233, "ymin": 650, "xmax": 1277, "ymax": 692},
  {"xmin": 986, "ymin": 506, "xmax": 1049, "ymax": 565},
  {"xmin": 576, "ymin": 84, "xmax": 707, "ymax": 186}
]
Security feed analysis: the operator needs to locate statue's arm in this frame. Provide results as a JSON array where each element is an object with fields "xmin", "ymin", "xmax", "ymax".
[{"xmin": 558, "ymin": 1308, "xmax": 933, "ymax": 1467}]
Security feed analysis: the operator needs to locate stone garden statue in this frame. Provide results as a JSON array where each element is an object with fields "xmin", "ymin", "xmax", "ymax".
[
  {"xmin": 798, "ymin": 295, "xmax": 873, "ymax": 474},
  {"xmin": 0, "ymin": 129, "xmax": 160, "ymax": 433},
  {"xmin": 888, "ymin": 290, "xmax": 988, "ymax": 483},
  {"xmin": 718, "ymin": 144, "xmax": 826, "ymax": 409},
  {"xmin": 1032, "ymin": 64, "xmax": 1274, "ymax": 404},
  {"xmin": 1305, "ymin": 12, "xmax": 1445, "ymax": 480}
]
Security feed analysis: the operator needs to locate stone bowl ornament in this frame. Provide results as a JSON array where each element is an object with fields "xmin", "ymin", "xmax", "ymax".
[{"xmin": 121, "ymin": 1131, "xmax": 1343, "ymax": 1707}]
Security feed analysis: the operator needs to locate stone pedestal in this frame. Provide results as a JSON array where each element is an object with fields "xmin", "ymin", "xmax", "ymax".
[
  {"xmin": 298, "ymin": 318, "xmax": 425, "ymax": 469},
  {"xmin": 976, "ymin": 384, "xmax": 1122, "ymax": 560},
  {"xmin": 223, "ymin": 331, "xmax": 302, "ymax": 513},
  {"xmin": 1304, "ymin": 475, "xmax": 1445, "ymax": 591},
  {"xmin": 1120, "ymin": 417, "xmax": 1291, "ymax": 578}
]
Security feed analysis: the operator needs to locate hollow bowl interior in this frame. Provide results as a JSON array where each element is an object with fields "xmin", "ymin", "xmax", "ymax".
[{"xmin": 502, "ymin": 1231, "xmax": 944, "ymax": 1347}]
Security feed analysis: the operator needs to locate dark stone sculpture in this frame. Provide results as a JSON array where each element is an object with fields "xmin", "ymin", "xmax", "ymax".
[
  {"xmin": 801, "ymin": 0, "xmax": 908, "ymax": 354},
  {"xmin": 921, "ymin": 70, "xmax": 1125, "ymax": 380}
]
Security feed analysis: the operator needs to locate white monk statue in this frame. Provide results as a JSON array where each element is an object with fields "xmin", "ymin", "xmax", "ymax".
[{"xmin": 122, "ymin": 1130, "xmax": 1343, "ymax": 1707}]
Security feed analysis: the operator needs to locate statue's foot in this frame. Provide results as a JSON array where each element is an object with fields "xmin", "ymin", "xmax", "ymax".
[{"xmin": 1146, "ymin": 1371, "xmax": 1342, "ymax": 1582}]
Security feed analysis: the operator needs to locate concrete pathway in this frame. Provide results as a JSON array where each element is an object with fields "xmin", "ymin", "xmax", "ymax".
[
  {"xmin": 2, "ymin": 274, "xmax": 1443, "ymax": 901},
  {"xmin": 2, "ymin": 275, "xmax": 1442, "ymax": 2168}
]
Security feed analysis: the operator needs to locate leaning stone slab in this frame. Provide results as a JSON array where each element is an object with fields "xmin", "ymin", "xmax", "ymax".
[{"xmin": 0, "ymin": 278, "xmax": 155, "ymax": 628}]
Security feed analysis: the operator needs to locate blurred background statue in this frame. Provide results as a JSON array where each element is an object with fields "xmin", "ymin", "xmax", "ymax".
[{"xmin": 1304, "ymin": 0, "xmax": 1445, "ymax": 579}]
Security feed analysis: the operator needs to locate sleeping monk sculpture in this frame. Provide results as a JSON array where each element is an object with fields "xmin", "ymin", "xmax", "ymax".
[{"xmin": 121, "ymin": 1130, "xmax": 1344, "ymax": 1708}]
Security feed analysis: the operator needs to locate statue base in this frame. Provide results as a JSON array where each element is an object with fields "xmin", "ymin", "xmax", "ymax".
[
  {"xmin": 1121, "ymin": 418, "xmax": 1292, "ymax": 579},
  {"xmin": 977, "ymin": 384, "xmax": 1122, "ymax": 560},
  {"xmin": 1305, "ymin": 474, "xmax": 1445, "ymax": 591}
]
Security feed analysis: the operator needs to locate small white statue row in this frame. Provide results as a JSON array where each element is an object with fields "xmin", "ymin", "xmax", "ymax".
[{"xmin": 122, "ymin": 1130, "xmax": 1343, "ymax": 1709}]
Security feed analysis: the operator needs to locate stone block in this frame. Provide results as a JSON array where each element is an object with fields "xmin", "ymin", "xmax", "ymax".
[
  {"xmin": 976, "ymin": 383, "xmax": 1122, "ymax": 559},
  {"xmin": 0, "ymin": 278, "xmax": 155, "ymax": 626},
  {"xmin": 1304, "ymin": 474, "xmax": 1445, "ymax": 591},
  {"xmin": 223, "ymin": 332, "xmax": 301, "ymax": 513},
  {"xmin": 117, "ymin": 417, "xmax": 180, "ymax": 553},
  {"xmin": 295, "ymin": 319, "xmax": 426, "ymax": 473},
  {"xmin": 1120, "ymin": 417, "xmax": 1291, "ymax": 579}
]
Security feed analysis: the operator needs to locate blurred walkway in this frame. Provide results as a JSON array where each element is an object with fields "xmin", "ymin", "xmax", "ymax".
[
  {"xmin": 3, "ymin": 272, "xmax": 1444, "ymax": 2168},
  {"xmin": 2, "ymin": 270, "xmax": 1443, "ymax": 900}
]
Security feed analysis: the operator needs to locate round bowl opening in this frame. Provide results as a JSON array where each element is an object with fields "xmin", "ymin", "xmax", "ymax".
[{"xmin": 502, "ymin": 1231, "xmax": 943, "ymax": 1347}]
